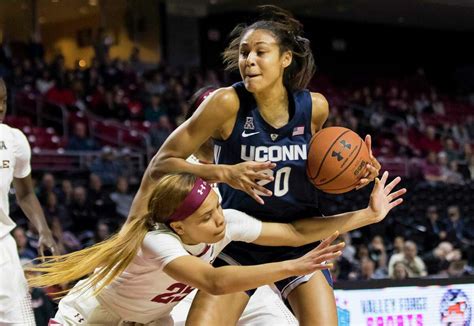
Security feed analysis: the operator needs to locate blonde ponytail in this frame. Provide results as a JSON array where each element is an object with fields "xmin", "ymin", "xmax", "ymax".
[
  {"xmin": 27, "ymin": 215, "xmax": 150, "ymax": 296},
  {"xmin": 27, "ymin": 172, "xmax": 197, "ymax": 297}
]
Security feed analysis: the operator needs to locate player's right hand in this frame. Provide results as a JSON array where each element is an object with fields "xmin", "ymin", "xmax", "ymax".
[
  {"xmin": 290, "ymin": 231, "xmax": 344, "ymax": 275},
  {"xmin": 223, "ymin": 161, "xmax": 276, "ymax": 204}
]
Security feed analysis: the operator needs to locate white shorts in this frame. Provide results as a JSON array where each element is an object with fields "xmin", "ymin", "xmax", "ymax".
[
  {"xmin": 171, "ymin": 286, "xmax": 298, "ymax": 325},
  {"xmin": 51, "ymin": 281, "xmax": 173, "ymax": 326},
  {"xmin": 0, "ymin": 234, "xmax": 35, "ymax": 325}
]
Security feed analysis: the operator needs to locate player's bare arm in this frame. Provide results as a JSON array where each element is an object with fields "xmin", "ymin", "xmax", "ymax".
[
  {"xmin": 163, "ymin": 233, "xmax": 343, "ymax": 295},
  {"xmin": 253, "ymin": 172, "xmax": 406, "ymax": 247},
  {"xmin": 13, "ymin": 174, "xmax": 59, "ymax": 256}
]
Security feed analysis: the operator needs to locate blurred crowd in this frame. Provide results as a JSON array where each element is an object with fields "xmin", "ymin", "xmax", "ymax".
[{"xmin": 1, "ymin": 36, "xmax": 473, "ymax": 323}]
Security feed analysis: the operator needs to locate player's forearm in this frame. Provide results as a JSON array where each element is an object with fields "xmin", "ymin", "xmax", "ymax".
[
  {"xmin": 150, "ymin": 155, "xmax": 227, "ymax": 183},
  {"xmin": 206, "ymin": 261, "xmax": 293, "ymax": 295},
  {"xmin": 292, "ymin": 208, "xmax": 377, "ymax": 245},
  {"xmin": 17, "ymin": 193, "xmax": 50, "ymax": 234}
]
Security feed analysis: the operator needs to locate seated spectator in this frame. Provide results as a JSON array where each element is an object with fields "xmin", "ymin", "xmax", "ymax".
[
  {"xmin": 368, "ymin": 235, "xmax": 388, "ymax": 278},
  {"xmin": 35, "ymin": 68, "xmax": 54, "ymax": 94},
  {"xmin": 356, "ymin": 257, "xmax": 377, "ymax": 281},
  {"xmin": 66, "ymin": 122, "xmax": 99, "ymax": 151},
  {"xmin": 12, "ymin": 226, "xmax": 37, "ymax": 260},
  {"xmin": 57, "ymin": 179, "xmax": 74, "ymax": 207},
  {"xmin": 94, "ymin": 89, "xmax": 129, "ymax": 120},
  {"xmin": 43, "ymin": 192, "xmax": 70, "ymax": 229},
  {"xmin": 68, "ymin": 186, "xmax": 94, "ymax": 235},
  {"xmin": 445, "ymin": 205, "xmax": 474, "ymax": 247},
  {"xmin": 144, "ymin": 93, "xmax": 168, "ymax": 122},
  {"xmin": 89, "ymin": 146, "xmax": 123, "ymax": 186},
  {"xmin": 435, "ymin": 260, "xmax": 468, "ymax": 278},
  {"xmin": 388, "ymin": 240, "xmax": 427, "ymax": 278},
  {"xmin": 44, "ymin": 77, "xmax": 76, "ymax": 107},
  {"xmin": 84, "ymin": 220, "xmax": 113, "ymax": 247},
  {"xmin": 391, "ymin": 261, "xmax": 409, "ymax": 280},
  {"xmin": 37, "ymin": 172, "xmax": 59, "ymax": 205},
  {"xmin": 49, "ymin": 217, "xmax": 81, "ymax": 254},
  {"xmin": 109, "ymin": 176, "xmax": 133, "ymax": 220},
  {"xmin": 422, "ymin": 241, "xmax": 461, "ymax": 275},
  {"xmin": 422, "ymin": 205, "xmax": 447, "ymax": 250},
  {"xmin": 88, "ymin": 173, "xmax": 116, "ymax": 219},
  {"xmin": 416, "ymin": 125, "xmax": 442, "ymax": 155},
  {"xmin": 443, "ymin": 137, "xmax": 461, "ymax": 162},
  {"xmin": 444, "ymin": 160, "xmax": 464, "ymax": 185},
  {"xmin": 150, "ymin": 115, "xmax": 173, "ymax": 150},
  {"xmin": 421, "ymin": 151, "xmax": 445, "ymax": 184}
]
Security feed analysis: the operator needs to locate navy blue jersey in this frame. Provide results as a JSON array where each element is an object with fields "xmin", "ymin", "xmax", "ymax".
[{"xmin": 214, "ymin": 82, "xmax": 321, "ymax": 223}]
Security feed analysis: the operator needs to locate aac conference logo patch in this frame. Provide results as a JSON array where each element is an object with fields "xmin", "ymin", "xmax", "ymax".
[{"xmin": 440, "ymin": 289, "xmax": 471, "ymax": 326}]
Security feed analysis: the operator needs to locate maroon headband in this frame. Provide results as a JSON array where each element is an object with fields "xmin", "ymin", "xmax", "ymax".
[
  {"xmin": 168, "ymin": 178, "xmax": 212, "ymax": 222},
  {"xmin": 195, "ymin": 89, "xmax": 214, "ymax": 109}
]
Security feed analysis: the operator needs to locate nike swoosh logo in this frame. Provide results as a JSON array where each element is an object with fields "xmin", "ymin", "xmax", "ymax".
[{"xmin": 242, "ymin": 131, "xmax": 260, "ymax": 138}]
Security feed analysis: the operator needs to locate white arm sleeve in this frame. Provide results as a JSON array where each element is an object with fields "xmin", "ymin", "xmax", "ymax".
[
  {"xmin": 142, "ymin": 232, "xmax": 190, "ymax": 269},
  {"xmin": 12, "ymin": 129, "xmax": 31, "ymax": 179},
  {"xmin": 223, "ymin": 209, "xmax": 262, "ymax": 243}
]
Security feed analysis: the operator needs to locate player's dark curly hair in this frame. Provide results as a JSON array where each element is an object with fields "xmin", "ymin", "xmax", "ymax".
[{"xmin": 223, "ymin": 5, "xmax": 315, "ymax": 91}]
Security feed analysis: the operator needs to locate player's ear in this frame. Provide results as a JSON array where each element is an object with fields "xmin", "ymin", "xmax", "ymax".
[
  {"xmin": 281, "ymin": 50, "xmax": 292, "ymax": 69},
  {"xmin": 169, "ymin": 221, "xmax": 185, "ymax": 235}
]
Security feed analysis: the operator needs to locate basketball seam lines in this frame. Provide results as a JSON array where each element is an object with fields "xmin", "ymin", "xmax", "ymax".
[
  {"xmin": 311, "ymin": 130, "xmax": 351, "ymax": 181},
  {"xmin": 316, "ymin": 138, "xmax": 363, "ymax": 187}
]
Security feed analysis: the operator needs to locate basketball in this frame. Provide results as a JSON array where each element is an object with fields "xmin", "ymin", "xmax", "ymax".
[{"xmin": 306, "ymin": 127, "xmax": 370, "ymax": 194}]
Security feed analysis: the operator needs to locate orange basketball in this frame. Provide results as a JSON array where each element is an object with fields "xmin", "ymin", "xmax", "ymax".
[{"xmin": 306, "ymin": 127, "xmax": 370, "ymax": 194}]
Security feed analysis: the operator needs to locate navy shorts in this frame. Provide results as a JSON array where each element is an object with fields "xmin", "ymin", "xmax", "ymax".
[{"xmin": 213, "ymin": 240, "xmax": 333, "ymax": 299}]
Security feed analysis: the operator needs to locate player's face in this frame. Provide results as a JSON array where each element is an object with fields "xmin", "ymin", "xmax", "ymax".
[
  {"xmin": 178, "ymin": 190, "xmax": 226, "ymax": 244},
  {"xmin": 238, "ymin": 29, "xmax": 291, "ymax": 93},
  {"xmin": 0, "ymin": 81, "xmax": 6, "ymax": 123}
]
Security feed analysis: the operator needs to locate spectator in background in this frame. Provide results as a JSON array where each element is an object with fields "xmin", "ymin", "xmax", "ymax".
[
  {"xmin": 88, "ymin": 173, "xmax": 116, "ymax": 219},
  {"xmin": 435, "ymin": 260, "xmax": 468, "ymax": 278},
  {"xmin": 49, "ymin": 217, "xmax": 81, "ymax": 254},
  {"xmin": 57, "ymin": 179, "xmax": 74, "ymax": 207},
  {"xmin": 443, "ymin": 137, "xmax": 461, "ymax": 162},
  {"xmin": 94, "ymin": 89, "xmax": 129, "ymax": 120},
  {"xmin": 35, "ymin": 69, "xmax": 54, "ymax": 94},
  {"xmin": 356, "ymin": 257, "xmax": 377, "ymax": 281},
  {"xmin": 391, "ymin": 261, "xmax": 409, "ymax": 280},
  {"xmin": 68, "ymin": 186, "xmax": 94, "ymax": 235},
  {"xmin": 144, "ymin": 93, "xmax": 168, "ymax": 122},
  {"xmin": 445, "ymin": 205, "xmax": 473, "ymax": 247},
  {"xmin": 422, "ymin": 205, "xmax": 447, "ymax": 250},
  {"xmin": 66, "ymin": 122, "xmax": 98, "ymax": 151},
  {"xmin": 44, "ymin": 77, "xmax": 76, "ymax": 107},
  {"xmin": 421, "ymin": 151, "xmax": 445, "ymax": 184},
  {"xmin": 12, "ymin": 226, "xmax": 37, "ymax": 260},
  {"xmin": 368, "ymin": 235, "xmax": 388, "ymax": 278},
  {"xmin": 36, "ymin": 172, "xmax": 59, "ymax": 205},
  {"xmin": 43, "ymin": 192, "xmax": 70, "ymax": 229},
  {"xmin": 388, "ymin": 240, "xmax": 427, "ymax": 278},
  {"xmin": 416, "ymin": 125, "xmax": 442, "ymax": 155},
  {"xmin": 445, "ymin": 160, "xmax": 464, "ymax": 185},
  {"xmin": 392, "ymin": 236, "xmax": 405, "ymax": 256},
  {"xmin": 84, "ymin": 220, "xmax": 113, "ymax": 247},
  {"xmin": 423, "ymin": 241, "xmax": 461, "ymax": 275},
  {"xmin": 89, "ymin": 146, "xmax": 123, "ymax": 186},
  {"xmin": 109, "ymin": 176, "xmax": 133, "ymax": 220},
  {"xmin": 150, "ymin": 115, "xmax": 173, "ymax": 151}
]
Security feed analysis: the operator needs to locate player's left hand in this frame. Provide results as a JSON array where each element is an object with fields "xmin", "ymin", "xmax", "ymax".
[
  {"xmin": 368, "ymin": 171, "xmax": 406, "ymax": 222},
  {"xmin": 356, "ymin": 134, "xmax": 382, "ymax": 190},
  {"xmin": 38, "ymin": 230, "xmax": 60, "ymax": 258}
]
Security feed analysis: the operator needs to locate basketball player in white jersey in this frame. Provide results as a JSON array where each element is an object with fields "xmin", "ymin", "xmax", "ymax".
[
  {"xmin": 0, "ymin": 77, "xmax": 59, "ymax": 325},
  {"xmin": 29, "ymin": 170, "xmax": 404, "ymax": 325}
]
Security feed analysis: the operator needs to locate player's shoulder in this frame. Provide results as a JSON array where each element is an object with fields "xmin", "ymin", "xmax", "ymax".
[
  {"xmin": 205, "ymin": 87, "xmax": 240, "ymax": 115},
  {"xmin": 0, "ymin": 124, "xmax": 28, "ymax": 143},
  {"xmin": 309, "ymin": 92, "xmax": 329, "ymax": 110},
  {"xmin": 309, "ymin": 92, "xmax": 329, "ymax": 131}
]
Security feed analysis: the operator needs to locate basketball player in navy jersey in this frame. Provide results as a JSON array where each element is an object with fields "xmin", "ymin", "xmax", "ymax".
[{"xmin": 151, "ymin": 6, "xmax": 381, "ymax": 325}]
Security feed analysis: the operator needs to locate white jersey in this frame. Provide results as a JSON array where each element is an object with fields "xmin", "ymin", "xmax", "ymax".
[
  {"xmin": 96, "ymin": 209, "xmax": 261, "ymax": 324},
  {"xmin": 0, "ymin": 124, "xmax": 31, "ymax": 238}
]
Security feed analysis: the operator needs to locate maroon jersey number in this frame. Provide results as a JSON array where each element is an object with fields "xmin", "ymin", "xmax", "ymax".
[{"xmin": 151, "ymin": 283, "xmax": 194, "ymax": 304}]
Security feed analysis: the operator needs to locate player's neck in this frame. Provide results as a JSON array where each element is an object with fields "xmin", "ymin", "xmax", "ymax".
[{"xmin": 253, "ymin": 83, "xmax": 289, "ymax": 126}]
